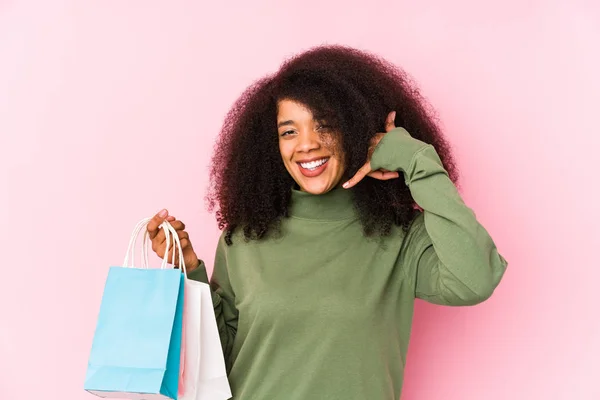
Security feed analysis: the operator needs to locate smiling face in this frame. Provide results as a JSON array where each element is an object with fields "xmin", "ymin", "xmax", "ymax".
[{"xmin": 277, "ymin": 99, "xmax": 346, "ymax": 194}]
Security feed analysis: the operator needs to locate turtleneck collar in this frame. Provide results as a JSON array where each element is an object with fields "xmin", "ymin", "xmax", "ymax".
[{"xmin": 288, "ymin": 187, "xmax": 357, "ymax": 220}]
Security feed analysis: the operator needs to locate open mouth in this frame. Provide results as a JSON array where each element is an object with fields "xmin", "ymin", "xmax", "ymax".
[
  {"xmin": 299, "ymin": 158, "xmax": 328, "ymax": 170},
  {"xmin": 297, "ymin": 157, "xmax": 330, "ymax": 177}
]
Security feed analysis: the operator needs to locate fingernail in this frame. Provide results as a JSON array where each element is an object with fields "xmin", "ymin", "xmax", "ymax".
[
  {"xmin": 159, "ymin": 209, "xmax": 168, "ymax": 217},
  {"xmin": 342, "ymin": 182, "xmax": 349, "ymax": 189}
]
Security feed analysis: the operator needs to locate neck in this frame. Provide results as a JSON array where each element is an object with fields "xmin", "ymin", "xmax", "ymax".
[{"xmin": 288, "ymin": 187, "xmax": 356, "ymax": 220}]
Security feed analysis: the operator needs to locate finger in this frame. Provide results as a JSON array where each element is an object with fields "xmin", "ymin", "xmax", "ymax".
[
  {"xmin": 165, "ymin": 246, "xmax": 177, "ymax": 264},
  {"xmin": 148, "ymin": 209, "xmax": 169, "ymax": 239},
  {"xmin": 381, "ymin": 170, "xmax": 399, "ymax": 179},
  {"xmin": 170, "ymin": 220, "xmax": 186, "ymax": 231},
  {"xmin": 343, "ymin": 162, "xmax": 372, "ymax": 189},
  {"xmin": 167, "ymin": 237, "xmax": 190, "ymax": 265},
  {"xmin": 370, "ymin": 169, "xmax": 397, "ymax": 176},
  {"xmin": 154, "ymin": 221, "xmax": 184, "ymax": 242},
  {"xmin": 162, "ymin": 229, "xmax": 189, "ymax": 251},
  {"xmin": 368, "ymin": 170, "xmax": 400, "ymax": 180},
  {"xmin": 385, "ymin": 111, "xmax": 397, "ymax": 133},
  {"xmin": 172, "ymin": 238, "xmax": 189, "ymax": 264},
  {"xmin": 166, "ymin": 234, "xmax": 179, "ymax": 255},
  {"xmin": 166, "ymin": 216, "xmax": 176, "ymax": 222},
  {"xmin": 154, "ymin": 228, "xmax": 166, "ymax": 245},
  {"xmin": 177, "ymin": 230, "xmax": 189, "ymax": 241}
]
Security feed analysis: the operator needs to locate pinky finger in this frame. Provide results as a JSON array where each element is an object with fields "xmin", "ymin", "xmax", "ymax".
[{"xmin": 383, "ymin": 171, "xmax": 400, "ymax": 180}]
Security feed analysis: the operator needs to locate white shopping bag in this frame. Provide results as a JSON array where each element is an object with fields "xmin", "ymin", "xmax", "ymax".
[
  {"xmin": 186, "ymin": 281, "xmax": 232, "ymax": 400},
  {"xmin": 159, "ymin": 223, "xmax": 232, "ymax": 400},
  {"xmin": 178, "ymin": 278, "xmax": 202, "ymax": 398}
]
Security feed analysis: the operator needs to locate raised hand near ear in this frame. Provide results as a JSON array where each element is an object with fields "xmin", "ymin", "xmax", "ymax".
[{"xmin": 343, "ymin": 111, "xmax": 400, "ymax": 189}]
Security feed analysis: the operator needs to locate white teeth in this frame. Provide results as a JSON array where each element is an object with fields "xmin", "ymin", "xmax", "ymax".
[{"xmin": 300, "ymin": 158, "xmax": 328, "ymax": 170}]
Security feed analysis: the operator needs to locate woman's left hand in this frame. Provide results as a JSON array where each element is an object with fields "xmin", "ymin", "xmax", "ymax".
[{"xmin": 342, "ymin": 111, "xmax": 400, "ymax": 189}]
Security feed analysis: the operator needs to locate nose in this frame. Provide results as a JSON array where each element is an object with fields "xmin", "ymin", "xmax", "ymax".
[{"xmin": 296, "ymin": 129, "xmax": 320, "ymax": 153}]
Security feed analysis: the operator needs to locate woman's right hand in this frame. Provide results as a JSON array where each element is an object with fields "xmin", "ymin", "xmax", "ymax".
[{"xmin": 147, "ymin": 209, "xmax": 200, "ymax": 272}]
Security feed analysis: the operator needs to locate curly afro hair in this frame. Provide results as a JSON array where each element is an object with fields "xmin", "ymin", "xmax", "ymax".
[{"xmin": 207, "ymin": 45, "xmax": 459, "ymax": 245}]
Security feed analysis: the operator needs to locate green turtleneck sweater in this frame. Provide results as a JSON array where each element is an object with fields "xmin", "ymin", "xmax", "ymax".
[{"xmin": 188, "ymin": 127, "xmax": 508, "ymax": 400}]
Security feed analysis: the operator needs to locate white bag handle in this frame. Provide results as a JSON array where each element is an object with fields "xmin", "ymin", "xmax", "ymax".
[
  {"xmin": 122, "ymin": 217, "xmax": 188, "ymax": 276},
  {"xmin": 159, "ymin": 221, "xmax": 188, "ymax": 275},
  {"xmin": 123, "ymin": 217, "xmax": 152, "ymax": 269}
]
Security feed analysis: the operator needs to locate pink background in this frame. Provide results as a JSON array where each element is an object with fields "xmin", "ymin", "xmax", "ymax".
[{"xmin": 1, "ymin": 1, "xmax": 599, "ymax": 399}]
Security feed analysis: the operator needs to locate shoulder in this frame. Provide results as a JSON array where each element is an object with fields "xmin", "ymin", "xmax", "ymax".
[{"xmin": 216, "ymin": 227, "xmax": 269, "ymax": 254}]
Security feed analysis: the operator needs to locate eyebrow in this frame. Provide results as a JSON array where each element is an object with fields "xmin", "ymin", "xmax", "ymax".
[{"xmin": 277, "ymin": 120, "xmax": 294, "ymax": 128}]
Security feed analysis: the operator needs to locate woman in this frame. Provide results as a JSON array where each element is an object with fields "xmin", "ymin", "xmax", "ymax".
[{"xmin": 147, "ymin": 45, "xmax": 507, "ymax": 399}]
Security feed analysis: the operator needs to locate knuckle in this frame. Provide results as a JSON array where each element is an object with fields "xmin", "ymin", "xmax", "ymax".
[{"xmin": 173, "ymin": 220, "xmax": 185, "ymax": 230}]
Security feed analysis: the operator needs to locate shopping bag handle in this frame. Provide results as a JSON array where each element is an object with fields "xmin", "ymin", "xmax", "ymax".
[
  {"xmin": 123, "ymin": 217, "xmax": 152, "ymax": 269},
  {"xmin": 156, "ymin": 220, "xmax": 188, "ymax": 275},
  {"xmin": 122, "ymin": 217, "xmax": 187, "ymax": 276}
]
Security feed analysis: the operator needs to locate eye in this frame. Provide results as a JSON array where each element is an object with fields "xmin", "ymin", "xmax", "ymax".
[
  {"xmin": 280, "ymin": 130, "xmax": 296, "ymax": 137},
  {"xmin": 316, "ymin": 124, "xmax": 331, "ymax": 132}
]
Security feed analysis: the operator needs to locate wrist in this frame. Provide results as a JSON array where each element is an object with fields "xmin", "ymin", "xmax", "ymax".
[
  {"xmin": 186, "ymin": 258, "xmax": 200, "ymax": 273},
  {"xmin": 371, "ymin": 128, "xmax": 428, "ymax": 172}
]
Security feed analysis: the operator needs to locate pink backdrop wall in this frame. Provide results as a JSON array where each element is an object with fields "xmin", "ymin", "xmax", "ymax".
[{"xmin": 1, "ymin": 1, "xmax": 599, "ymax": 399}]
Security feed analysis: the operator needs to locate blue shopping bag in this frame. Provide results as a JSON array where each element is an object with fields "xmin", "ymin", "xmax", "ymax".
[{"xmin": 85, "ymin": 218, "xmax": 185, "ymax": 399}]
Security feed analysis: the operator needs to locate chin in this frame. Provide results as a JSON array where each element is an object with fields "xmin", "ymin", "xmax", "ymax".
[{"xmin": 298, "ymin": 179, "xmax": 336, "ymax": 195}]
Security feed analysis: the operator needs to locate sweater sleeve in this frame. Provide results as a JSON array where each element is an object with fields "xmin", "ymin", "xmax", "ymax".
[
  {"xmin": 187, "ymin": 233, "xmax": 238, "ymax": 370},
  {"xmin": 370, "ymin": 127, "xmax": 508, "ymax": 306}
]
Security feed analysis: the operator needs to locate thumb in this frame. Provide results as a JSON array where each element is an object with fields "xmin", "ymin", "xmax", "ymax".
[
  {"xmin": 385, "ymin": 111, "xmax": 397, "ymax": 132},
  {"xmin": 148, "ymin": 209, "xmax": 169, "ymax": 239}
]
